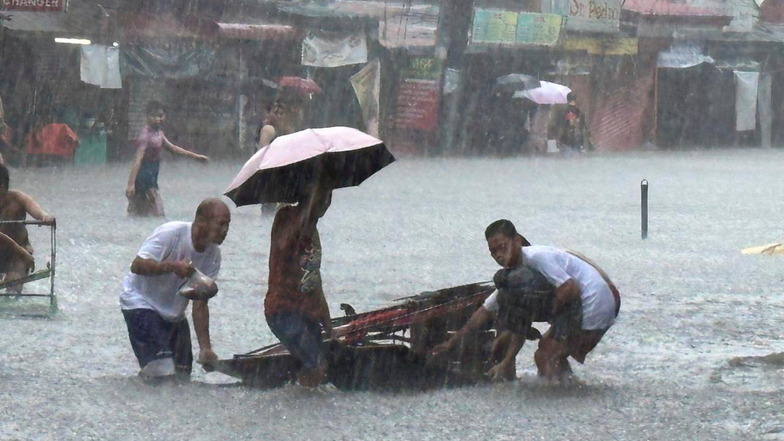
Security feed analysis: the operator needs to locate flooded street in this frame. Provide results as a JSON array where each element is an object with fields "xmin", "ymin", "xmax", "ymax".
[{"xmin": 2, "ymin": 149, "xmax": 784, "ymax": 440}]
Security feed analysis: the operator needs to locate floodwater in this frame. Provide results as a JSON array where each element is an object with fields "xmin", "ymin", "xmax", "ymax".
[{"xmin": 1, "ymin": 149, "xmax": 783, "ymax": 440}]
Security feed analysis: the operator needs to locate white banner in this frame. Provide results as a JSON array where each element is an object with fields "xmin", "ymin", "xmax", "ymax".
[
  {"xmin": 350, "ymin": 59, "xmax": 381, "ymax": 137},
  {"xmin": 80, "ymin": 45, "xmax": 122, "ymax": 89},
  {"xmin": 549, "ymin": 0, "xmax": 621, "ymax": 33},
  {"xmin": 734, "ymin": 71, "xmax": 759, "ymax": 131},
  {"xmin": 302, "ymin": 29, "xmax": 367, "ymax": 68}
]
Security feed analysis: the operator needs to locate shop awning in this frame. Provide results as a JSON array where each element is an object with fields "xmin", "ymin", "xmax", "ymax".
[
  {"xmin": 1, "ymin": 0, "xmax": 101, "ymax": 35},
  {"xmin": 214, "ymin": 22, "xmax": 297, "ymax": 41},
  {"xmin": 623, "ymin": 0, "xmax": 733, "ymax": 18}
]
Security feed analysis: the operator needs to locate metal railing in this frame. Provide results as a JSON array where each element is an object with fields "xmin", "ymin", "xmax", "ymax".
[{"xmin": 0, "ymin": 219, "xmax": 56, "ymax": 314}]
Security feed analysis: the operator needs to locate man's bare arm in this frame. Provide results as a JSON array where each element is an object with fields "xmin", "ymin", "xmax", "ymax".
[
  {"xmin": 13, "ymin": 191, "xmax": 53, "ymax": 224},
  {"xmin": 486, "ymin": 331, "xmax": 524, "ymax": 381},
  {"xmin": 192, "ymin": 299, "xmax": 217, "ymax": 369},
  {"xmin": 0, "ymin": 231, "xmax": 33, "ymax": 268},
  {"xmin": 551, "ymin": 279, "xmax": 581, "ymax": 316},
  {"xmin": 431, "ymin": 306, "xmax": 493, "ymax": 356},
  {"xmin": 259, "ymin": 125, "xmax": 276, "ymax": 149},
  {"xmin": 130, "ymin": 256, "xmax": 193, "ymax": 278}
]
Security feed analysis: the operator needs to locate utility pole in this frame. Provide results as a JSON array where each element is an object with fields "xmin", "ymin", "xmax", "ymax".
[{"xmin": 435, "ymin": 0, "xmax": 474, "ymax": 154}]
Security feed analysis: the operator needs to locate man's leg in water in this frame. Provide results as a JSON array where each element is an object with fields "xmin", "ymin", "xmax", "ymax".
[
  {"xmin": 267, "ymin": 312, "xmax": 327, "ymax": 387},
  {"xmin": 534, "ymin": 330, "xmax": 572, "ymax": 381},
  {"xmin": 5, "ymin": 255, "xmax": 29, "ymax": 294},
  {"xmin": 490, "ymin": 331, "xmax": 517, "ymax": 381}
]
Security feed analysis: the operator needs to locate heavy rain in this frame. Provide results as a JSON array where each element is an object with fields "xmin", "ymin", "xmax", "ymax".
[{"xmin": 1, "ymin": 0, "xmax": 783, "ymax": 440}]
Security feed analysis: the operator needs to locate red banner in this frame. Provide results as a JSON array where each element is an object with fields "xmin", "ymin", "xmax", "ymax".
[
  {"xmin": 1, "ymin": 0, "xmax": 67, "ymax": 12},
  {"xmin": 394, "ymin": 79, "xmax": 440, "ymax": 131}
]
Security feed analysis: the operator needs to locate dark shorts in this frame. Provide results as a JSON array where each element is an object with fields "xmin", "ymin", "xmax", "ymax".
[
  {"xmin": 121, "ymin": 308, "xmax": 193, "ymax": 376},
  {"xmin": 550, "ymin": 299, "xmax": 583, "ymax": 342},
  {"xmin": 565, "ymin": 328, "xmax": 608, "ymax": 363},
  {"xmin": 266, "ymin": 312, "xmax": 324, "ymax": 370},
  {"xmin": 134, "ymin": 160, "xmax": 160, "ymax": 194}
]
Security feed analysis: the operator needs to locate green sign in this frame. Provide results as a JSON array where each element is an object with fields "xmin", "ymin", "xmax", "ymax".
[
  {"xmin": 516, "ymin": 13, "xmax": 562, "ymax": 46},
  {"xmin": 403, "ymin": 57, "xmax": 442, "ymax": 81},
  {"xmin": 471, "ymin": 9, "xmax": 562, "ymax": 46}
]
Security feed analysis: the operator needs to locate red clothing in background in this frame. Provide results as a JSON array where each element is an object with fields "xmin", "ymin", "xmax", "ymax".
[{"xmin": 26, "ymin": 123, "xmax": 79, "ymax": 158}]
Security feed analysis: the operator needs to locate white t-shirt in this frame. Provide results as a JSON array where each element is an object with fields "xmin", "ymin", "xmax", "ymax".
[
  {"xmin": 483, "ymin": 290, "xmax": 501, "ymax": 313},
  {"xmin": 521, "ymin": 245, "xmax": 615, "ymax": 330},
  {"xmin": 120, "ymin": 221, "xmax": 221, "ymax": 322}
]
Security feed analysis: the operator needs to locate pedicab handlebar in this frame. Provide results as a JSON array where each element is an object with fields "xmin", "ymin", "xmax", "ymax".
[{"xmin": 0, "ymin": 219, "xmax": 56, "ymax": 227}]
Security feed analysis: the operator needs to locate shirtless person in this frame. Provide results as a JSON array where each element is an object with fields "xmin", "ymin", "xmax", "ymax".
[
  {"xmin": 0, "ymin": 165, "xmax": 55, "ymax": 293},
  {"xmin": 264, "ymin": 180, "xmax": 333, "ymax": 387}
]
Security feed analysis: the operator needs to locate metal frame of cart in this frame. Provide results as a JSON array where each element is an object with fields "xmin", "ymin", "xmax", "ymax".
[{"xmin": 0, "ymin": 219, "xmax": 57, "ymax": 314}]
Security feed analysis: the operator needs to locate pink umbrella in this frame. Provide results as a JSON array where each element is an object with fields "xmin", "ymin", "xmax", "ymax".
[
  {"xmin": 513, "ymin": 81, "xmax": 571, "ymax": 105},
  {"xmin": 225, "ymin": 127, "xmax": 395, "ymax": 206}
]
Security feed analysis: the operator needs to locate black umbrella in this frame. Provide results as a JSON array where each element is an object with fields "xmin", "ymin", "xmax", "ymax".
[{"xmin": 494, "ymin": 73, "xmax": 541, "ymax": 92}]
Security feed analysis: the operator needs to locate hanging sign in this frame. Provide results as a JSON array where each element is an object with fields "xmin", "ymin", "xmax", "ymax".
[
  {"xmin": 471, "ymin": 9, "xmax": 562, "ymax": 46},
  {"xmin": 1, "ymin": 0, "xmax": 67, "ymax": 12},
  {"xmin": 394, "ymin": 57, "xmax": 442, "ymax": 132},
  {"xmin": 550, "ymin": 0, "xmax": 621, "ymax": 33}
]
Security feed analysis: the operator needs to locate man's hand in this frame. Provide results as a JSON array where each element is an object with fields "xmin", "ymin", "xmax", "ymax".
[
  {"xmin": 197, "ymin": 348, "xmax": 218, "ymax": 372},
  {"xmin": 125, "ymin": 185, "xmax": 135, "ymax": 198},
  {"xmin": 485, "ymin": 360, "xmax": 516, "ymax": 382},
  {"xmin": 19, "ymin": 249, "xmax": 34, "ymax": 272},
  {"xmin": 165, "ymin": 261, "xmax": 194, "ymax": 278},
  {"xmin": 42, "ymin": 216, "xmax": 55, "ymax": 227},
  {"xmin": 430, "ymin": 337, "xmax": 456, "ymax": 358},
  {"xmin": 195, "ymin": 154, "xmax": 210, "ymax": 164},
  {"xmin": 323, "ymin": 327, "xmax": 338, "ymax": 341}
]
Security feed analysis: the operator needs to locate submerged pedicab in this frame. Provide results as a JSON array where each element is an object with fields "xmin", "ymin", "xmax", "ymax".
[{"xmin": 214, "ymin": 281, "xmax": 501, "ymax": 390}]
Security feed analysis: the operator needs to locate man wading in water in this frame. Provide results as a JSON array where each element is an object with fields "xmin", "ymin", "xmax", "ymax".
[{"xmin": 0, "ymin": 164, "xmax": 55, "ymax": 294}]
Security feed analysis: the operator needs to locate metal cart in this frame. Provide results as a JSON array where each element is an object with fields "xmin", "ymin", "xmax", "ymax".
[{"xmin": 0, "ymin": 219, "xmax": 57, "ymax": 315}]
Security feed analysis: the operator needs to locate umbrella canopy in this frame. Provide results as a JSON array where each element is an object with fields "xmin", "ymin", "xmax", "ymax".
[
  {"xmin": 225, "ymin": 127, "xmax": 395, "ymax": 206},
  {"xmin": 513, "ymin": 81, "xmax": 571, "ymax": 104},
  {"xmin": 277, "ymin": 76, "xmax": 322, "ymax": 94},
  {"xmin": 494, "ymin": 74, "xmax": 541, "ymax": 92}
]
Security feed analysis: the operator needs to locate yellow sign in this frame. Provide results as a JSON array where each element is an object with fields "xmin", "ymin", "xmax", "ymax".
[{"xmin": 559, "ymin": 37, "xmax": 638, "ymax": 55}]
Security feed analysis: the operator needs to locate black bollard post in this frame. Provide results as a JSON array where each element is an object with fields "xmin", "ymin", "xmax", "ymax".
[{"xmin": 641, "ymin": 179, "xmax": 648, "ymax": 239}]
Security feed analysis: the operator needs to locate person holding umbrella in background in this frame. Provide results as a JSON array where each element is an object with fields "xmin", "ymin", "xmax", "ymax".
[{"xmin": 547, "ymin": 92, "xmax": 592, "ymax": 153}]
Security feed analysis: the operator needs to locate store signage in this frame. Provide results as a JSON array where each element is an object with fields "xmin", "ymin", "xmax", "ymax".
[
  {"xmin": 394, "ymin": 57, "xmax": 442, "ymax": 132},
  {"xmin": 1, "ymin": 0, "xmax": 67, "ymax": 12},
  {"xmin": 471, "ymin": 10, "xmax": 562, "ymax": 46},
  {"xmin": 550, "ymin": 0, "xmax": 621, "ymax": 33},
  {"xmin": 559, "ymin": 37, "xmax": 637, "ymax": 55}
]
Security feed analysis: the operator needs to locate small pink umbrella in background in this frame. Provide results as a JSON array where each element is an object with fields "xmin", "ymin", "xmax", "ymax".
[
  {"xmin": 225, "ymin": 126, "xmax": 395, "ymax": 206},
  {"xmin": 277, "ymin": 76, "xmax": 323, "ymax": 95},
  {"xmin": 513, "ymin": 81, "xmax": 571, "ymax": 105}
]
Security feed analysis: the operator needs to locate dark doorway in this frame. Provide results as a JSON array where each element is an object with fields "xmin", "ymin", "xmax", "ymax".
[{"xmin": 657, "ymin": 64, "xmax": 736, "ymax": 148}]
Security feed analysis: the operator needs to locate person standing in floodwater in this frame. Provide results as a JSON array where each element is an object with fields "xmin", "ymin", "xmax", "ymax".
[
  {"xmin": 125, "ymin": 101, "xmax": 209, "ymax": 217},
  {"xmin": 264, "ymin": 180, "xmax": 334, "ymax": 387}
]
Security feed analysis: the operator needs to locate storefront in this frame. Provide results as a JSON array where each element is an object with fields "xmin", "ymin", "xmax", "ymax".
[{"xmin": 0, "ymin": 0, "xmax": 121, "ymax": 165}]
